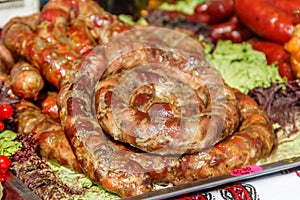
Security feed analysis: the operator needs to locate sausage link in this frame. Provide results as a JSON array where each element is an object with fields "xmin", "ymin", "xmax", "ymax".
[
  {"xmin": 58, "ymin": 27, "xmax": 274, "ymax": 197},
  {"xmin": 267, "ymin": 0, "xmax": 300, "ymax": 24},
  {"xmin": 2, "ymin": 0, "xmax": 129, "ymax": 89},
  {"xmin": 267, "ymin": 0, "xmax": 300, "ymax": 15},
  {"xmin": 39, "ymin": 91, "xmax": 60, "ymax": 122},
  {"xmin": 10, "ymin": 61, "xmax": 44, "ymax": 100},
  {"xmin": 16, "ymin": 100, "xmax": 82, "ymax": 172},
  {"xmin": 210, "ymin": 15, "xmax": 254, "ymax": 43},
  {"xmin": 190, "ymin": 0, "xmax": 235, "ymax": 24},
  {"xmin": 235, "ymin": 0, "xmax": 295, "ymax": 44},
  {"xmin": 36, "ymin": 0, "xmax": 78, "ymax": 61},
  {"xmin": 3, "ymin": 20, "xmax": 73, "ymax": 88}
]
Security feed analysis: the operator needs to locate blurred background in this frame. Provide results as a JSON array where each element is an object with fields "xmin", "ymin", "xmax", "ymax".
[{"xmin": 40, "ymin": 0, "xmax": 179, "ymax": 18}]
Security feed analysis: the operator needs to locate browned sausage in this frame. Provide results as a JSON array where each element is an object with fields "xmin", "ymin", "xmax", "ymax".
[
  {"xmin": 16, "ymin": 100, "xmax": 81, "ymax": 172},
  {"xmin": 2, "ymin": 1, "xmax": 130, "ymax": 89},
  {"xmin": 58, "ymin": 27, "xmax": 274, "ymax": 198},
  {"xmin": 68, "ymin": 18, "xmax": 96, "ymax": 56},
  {"xmin": 39, "ymin": 91, "xmax": 60, "ymax": 121},
  {"xmin": 10, "ymin": 61, "xmax": 44, "ymax": 100},
  {"xmin": 235, "ymin": 0, "xmax": 295, "ymax": 44}
]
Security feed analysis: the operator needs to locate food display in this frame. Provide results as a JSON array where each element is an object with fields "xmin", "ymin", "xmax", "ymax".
[{"xmin": 0, "ymin": 0, "xmax": 300, "ymax": 199}]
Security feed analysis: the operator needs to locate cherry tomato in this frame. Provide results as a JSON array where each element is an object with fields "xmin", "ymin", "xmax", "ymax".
[
  {"xmin": 0, "ymin": 155, "xmax": 10, "ymax": 170},
  {"xmin": 0, "ymin": 121, "xmax": 4, "ymax": 131},
  {"xmin": 0, "ymin": 155, "xmax": 10, "ymax": 182},
  {"xmin": 0, "ymin": 104, "xmax": 14, "ymax": 119}
]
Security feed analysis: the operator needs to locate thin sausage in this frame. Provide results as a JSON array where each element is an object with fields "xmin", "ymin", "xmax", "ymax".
[
  {"xmin": 235, "ymin": 0, "xmax": 294, "ymax": 44},
  {"xmin": 267, "ymin": 0, "xmax": 300, "ymax": 24},
  {"xmin": 210, "ymin": 15, "xmax": 254, "ymax": 43},
  {"xmin": 191, "ymin": 0, "xmax": 235, "ymax": 24},
  {"xmin": 267, "ymin": 0, "xmax": 300, "ymax": 15}
]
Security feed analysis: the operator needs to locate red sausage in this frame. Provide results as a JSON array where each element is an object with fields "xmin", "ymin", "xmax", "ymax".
[
  {"xmin": 187, "ymin": 0, "xmax": 235, "ymax": 24},
  {"xmin": 41, "ymin": 91, "xmax": 60, "ymax": 122},
  {"xmin": 267, "ymin": 0, "xmax": 300, "ymax": 15},
  {"xmin": 248, "ymin": 39, "xmax": 296, "ymax": 80},
  {"xmin": 267, "ymin": 0, "xmax": 300, "ymax": 24},
  {"xmin": 235, "ymin": 0, "xmax": 295, "ymax": 44},
  {"xmin": 210, "ymin": 15, "xmax": 254, "ymax": 43}
]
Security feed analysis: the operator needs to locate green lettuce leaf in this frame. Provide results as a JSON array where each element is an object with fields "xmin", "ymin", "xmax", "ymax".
[
  {"xmin": 204, "ymin": 40, "xmax": 286, "ymax": 93},
  {"xmin": 48, "ymin": 161, "xmax": 120, "ymax": 200},
  {"xmin": 159, "ymin": 0, "xmax": 207, "ymax": 15},
  {"xmin": 0, "ymin": 130, "xmax": 22, "ymax": 157}
]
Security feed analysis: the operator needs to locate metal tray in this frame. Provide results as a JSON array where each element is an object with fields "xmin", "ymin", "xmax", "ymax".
[
  {"xmin": 124, "ymin": 157, "xmax": 300, "ymax": 199},
  {"xmin": 2, "ymin": 157, "xmax": 300, "ymax": 199}
]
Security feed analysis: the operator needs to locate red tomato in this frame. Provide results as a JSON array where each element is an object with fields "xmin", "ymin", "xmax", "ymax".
[
  {"xmin": 0, "ymin": 155, "xmax": 10, "ymax": 182},
  {"xmin": 0, "ymin": 155, "xmax": 10, "ymax": 170},
  {"xmin": 0, "ymin": 121, "xmax": 4, "ymax": 131},
  {"xmin": 0, "ymin": 104, "xmax": 14, "ymax": 119}
]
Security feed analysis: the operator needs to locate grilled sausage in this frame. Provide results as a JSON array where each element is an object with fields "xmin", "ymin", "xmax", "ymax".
[
  {"xmin": 10, "ymin": 61, "xmax": 44, "ymax": 100},
  {"xmin": 16, "ymin": 100, "xmax": 81, "ymax": 172},
  {"xmin": 58, "ymin": 27, "xmax": 274, "ymax": 198}
]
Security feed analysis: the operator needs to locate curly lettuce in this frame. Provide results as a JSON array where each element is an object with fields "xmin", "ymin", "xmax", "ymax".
[
  {"xmin": 204, "ymin": 40, "xmax": 286, "ymax": 93},
  {"xmin": 158, "ymin": 0, "xmax": 207, "ymax": 15},
  {"xmin": 0, "ymin": 130, "xmax": 22, "ymax": 157}
]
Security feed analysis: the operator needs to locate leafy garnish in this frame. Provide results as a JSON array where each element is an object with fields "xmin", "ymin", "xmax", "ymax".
[
  {"xmin": 0, "ymin": 130, "xmax": 21, "ymax": 157},
  {"xmin": 204, "ymin": 40, "xmax": 286, "ymax": 93}
]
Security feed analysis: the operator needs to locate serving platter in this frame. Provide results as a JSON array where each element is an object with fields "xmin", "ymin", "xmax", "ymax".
[
  {"xmin": 1, "ymin": 0, "xmax": 300, "ymax": 199},
  {"xmin": 124, "ymin": 157, "xmax": 300, "ymax": 199},
  {"xmin": 2, "ymin": 156, "xmax": 300, "ymax": 199}
]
